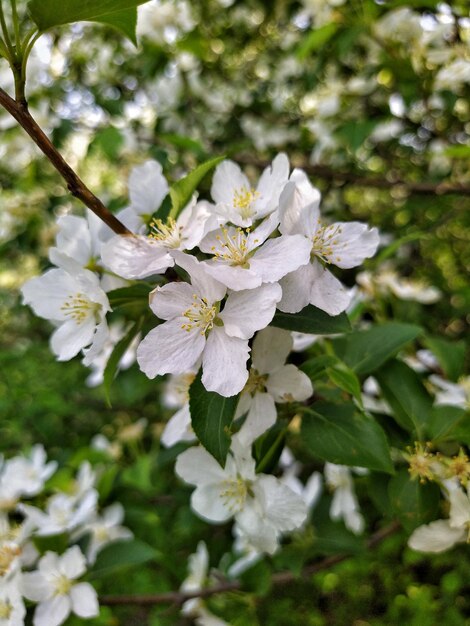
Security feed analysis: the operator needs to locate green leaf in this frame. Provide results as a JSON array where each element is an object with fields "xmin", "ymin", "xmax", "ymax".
[
  {"xmin": 189, "ymin": 371, "xmax": 239, "ymax": 466},
  {"xmin": 107, "ymin": 283, "xmax": 153, "ymax": 319},
  {"xmin": 375, "ymin": 360, "xmax": 433, "ymax": 436},
  {"xmin": 28, "ymin": 0, "xmax": 149, "ymax": 33},
  {"xmin": 272, "ymin": 306, "xmax": 351, "ymax": 335},
  {"xmin": 423, "ymin": 336, "xmax": 466, "ymax": 381},
  {"xmin": 88, "ymin": 127, "xmax": 124, "ymax": 160},
  {"xmin": 388, "ymin": 469, "xmax": 440, "ymax": 532},
  {"xmin": 167, "ymin": 156, "xmax": 225, "ymax": 220},
  {"xmin": 96, "ymin": 8, "xmax": 138, "ymax": 44},
  {"xmin": 428, "ymin": 405, "xmax": 470, "ymax": 443},
  {"xmin": 296, "ymin": 23, "xmax": 339, "ymax": 60},
  {"xmin": 103, "ymin": 319, "xmax": 143, "ymax": 405},
  {"xmin": 301, "ymin": 355, "xmax": 339, "ymax": 381},
  {"xmin": 121, "ymin": 454, "xmax": 155, "ymax": 493},
  {"xmin": 89, "ymin": 539, "xmax": 158, "ymax": 578},
  {"xmin": 332, "ymin": 323, "xmax": 423, "ymax": 376},
  {"xmin": 326, "ymin": 361, "xmax": 363, "ymax": 407},
  {"xmin": 301, "ymin": 402, "xmax": 394, "ymax": 474}
]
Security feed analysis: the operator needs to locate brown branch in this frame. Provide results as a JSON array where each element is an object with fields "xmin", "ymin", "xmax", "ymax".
[
  {"xmin": 100, "ymin": 520, "xmax": 401, "ymax": 607},
  {"xmin": 236, "ymin": 154, "xmax": 470, "ymax": 197},
  {"xmin": 0, "ymin": 87, "xmax": 131, "ymax": 235}
]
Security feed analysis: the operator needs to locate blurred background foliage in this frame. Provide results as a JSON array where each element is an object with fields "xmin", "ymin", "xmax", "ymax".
[{"xmin": 1, "ymin": 0, "xmax": 469, "ymax": 624}]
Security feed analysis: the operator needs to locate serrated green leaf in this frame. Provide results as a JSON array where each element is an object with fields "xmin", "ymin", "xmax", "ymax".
[
  {"xmin": 375, "ymin": 360, "xmax": 433, "ymax": 436},
  {"xmin": 301, "ymin": 402, "xmax": 394, "ymax": 473},
  {"xmin": 332, "ymin": 323, "xmax": 423, "ymax": 376},
  {"xmin": 189, "ymin": 371, "xmax": 239, "ymax": 466},
  {"xmin": 168, "ymin": 156, "xmax": 225, "ymax": 220},
  {"xmin": 272, "ymin": 306, "xmax": 351, "ymax": 335},
  {"xmin": 89, "ymin": 539, "xmax": 158, "ymax": 578},
  {"xmin": 388, "ymin": 469, "xmax": 440, "ymax": 532},
  {"xmin": 28, "ymin": 0, "xmax": 149, "ymax": 33}
]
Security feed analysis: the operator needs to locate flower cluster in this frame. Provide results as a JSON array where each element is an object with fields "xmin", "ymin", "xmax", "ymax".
[{"xmin": 0, "ymin": 446, "xmax": 132, "ymax": 626}]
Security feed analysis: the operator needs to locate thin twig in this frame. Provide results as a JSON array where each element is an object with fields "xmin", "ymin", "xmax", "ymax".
[
  {"xmin": 100, "ymin": 520, "xmax": 401, "ymax": 607},
  {"xmin": 236, "ymin": 154, "xmax": 470, "ymax": 197},
  {"xmin": 0, "ymin": 87, "xmax": 131, "ymax": 235}
]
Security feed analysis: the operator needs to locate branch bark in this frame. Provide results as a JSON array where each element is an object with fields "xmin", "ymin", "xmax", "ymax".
[
  {"xmin": 100, "ymin": 520, "xmax": 401, "ymax": 607},
  {"xmin": 236, "ymin": 154, "xmax": 470, "ymax": 197},
  {"xmin": 0, "ymin": 87, "xmax": 131, "ymax": 235}
]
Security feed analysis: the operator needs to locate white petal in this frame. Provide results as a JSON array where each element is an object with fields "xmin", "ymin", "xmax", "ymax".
[
  {"xmin": 253, "ymin": 153, "xmax": 290, "ymax": 219},
  {"xmin": 249, "ymin": 235, "xmax": 311, "ymax": 283},
  {"xmin": 316, "ymin": 222, "xmax": 380, "ymax": 269},
  {"xmin": 408, "ymin": 519, "xmax": 466, "ymax": 553},
  {"xmin": 234, "ymin": 392, "xmax": 277, "ymax": 447},
  {"xmin": 101, "ymin": 235, "xmax": 173, "ymax": 279},
  {"xmin": 129, "ymin": 160, "xmax": 169, "ymax": 215},
  {"xmin": 137, "ymin": 319, "xmax": 205, "ymax": 378},
  {"xmin": 235, "ymin": 504, "xmax": 279, "ymax": 555},
  {"xmin": 172, "ymin": 251, "xmax": 226, "ymax": 303},
  {"xmin": 59, "ymin": 546, "xmax": 86, "ymax": 579},
  {"xmin": 149, "ymin": 281, "xmax": 196, "ymax": 320},
  {"xmin": 266, "ymin": 364, "xmax": 313, "ymax": 403},
  {"xmin": 191, "ymin": 484, "xmax": 234, "ymax": 523},
  {"xmin": 202, "ymin": 326, "xmax": 249, "ymax": 396},
  {"xmin": 21, "ymin": 269, "xmax": 76, "ymax": 320},
  {"xmin": 211, "ymin": 160, "xmax": 250, "ymax": 206},
  {"xmin": 21, "ymin": 572, "xmax": 52, "ymax": 602},
  {"xmin": 220, "ymin": 283, "xmax": 282, "ymax": 340},
  {"xmin": 255, "ymin": 474, "xmax": 308, "ymax": 532},
  {"xmin": 202, "ymin": 262, "xmax": 262, "ymax": 291},
  {"xmin": 308, "ymin": 261, "xmax": 351, "ymax": 315},
  {"xmin": 278, "ymin": 264, "xmax": 316, "ymax": 314},
  {"xmin": 279, "ymin": 178, "xmax": 320, "ymax": 237},
  {"xmin": 50, "ymin": 318, "xmax": 96, "ymax": 361},
  {"xmin": 33, "ymin": 596, "xmax": 71, "ymax": 626},
  {"xmin": 449, "ymin": 488, "xmax": 470, "ymax": 529},
  {"xmin": 70, "ymin": 583, "xmax": 99, "ymax": 618},
  {"xmin": 251, "ymin": 326, "xmax": 293, "ymax": 374},
  {"xmin": 161, "ymin": 404, "xmax": 195, "ymax": 447},
  {"xmin": 175, "ymin": 447, "xmax": 227, "ymax": 486}
]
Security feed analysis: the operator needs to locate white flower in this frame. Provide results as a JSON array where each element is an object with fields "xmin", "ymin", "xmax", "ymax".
[
  {"xmin": 137, "ymin": 252, "xmax": 281, "ymax": 396},
  {"xmin": 324, "ymin": 463, "xmax": 365, "ymax": 534},
  {"xmin": 429, "ymin": 375, "xmax": 470, "ymax": 410},
  {"xmin": 0, "ymin": 573, "xmax": 25, "ymax": 626},
  {"xmin": 210, "ymin": 154, "xmax": 290, "ymax": 227},
  {"xmin": 161, "ymin": 371, "xmax": 197, "ymax": 447},
  {"xmin": 0, "ymin": 516, "xmax": 33, "ymax": 581},
  {"xmin": 0, "ymin": 446, "xmax": 57, "ymax": 508},
  {"xmin": 233, "ymin": 327, "xmax": 313, "ymax": 447},
  {"xmin": 78, "ymin": 504, "xmax": 133, "ymax": 564},
  {"xmin": 199, "ymin": 214, "xmax": 312, "ymax": 291},
  {"xmin": 277, "ymin": 171, "xmax": 379, "ymax": 315},
  {"xmin": 175, "ymin": 442, "xmax": 307, "ymax": 554},
  {"xmin": 21, "ymin": 265, "xmax": 110, "ymax": 362},
  {"xmin": 21, "ymin": 547, "xmax": 99, "ymax": 626},
  {"xmin": 408, "ymin": 485, "xmax": 470, "ymax": 553}
]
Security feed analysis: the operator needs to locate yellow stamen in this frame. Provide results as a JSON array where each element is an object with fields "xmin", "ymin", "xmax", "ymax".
[
  {"xmin": 61, "ymin": 294, "xmax": 99, "ymax": 324},
  {"xmin": 149, "ymin": 217, "xmax": 182, "ymax": 249},
  {"xmin": 311, "ymin": 222, "xmax": 344, "ymax": 264},
  {"xmin": 233, "ymin": 187, "xmax": 260, "ymax": 220},
  {"xmin": 181, "ymin": 294, "xmax": 217, "ymax": 336}
]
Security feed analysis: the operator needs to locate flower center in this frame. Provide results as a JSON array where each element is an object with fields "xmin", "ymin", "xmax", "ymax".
[
  {"xmin": 0, "ymin": 601, "xmax": 12, "ymax": 619},
  {"xmin": 149, "ymin": 217, "xmax": 182, "ymax": 249},
  {"xmin": 210, "ymin": 226, "xmax": 256, "ymax": 267},
  {"xmin": 244, "ymin": 368, "xmax": 268, "ymax": 395},
  {"xmin": 0, "ymin": 545, "xmax": 21, "ymax": 577},
  {"xmin": 233, "ymin": 187, "xmax": 260, "ymax": 220},
  {"xmin": 61, "ymin": 293, "xmax": 100, "ymax": 325},
  {"xmin": 219, "ymin": 477, "xmax": 248, "ymax": 512},
  {"xmin": 311, "ymin": 222, "xmax": 344, "ymax": 264},
  {"xmin": 181, "ymin": 295, "xmax": 217, "ymax": 336},
  {"xmin": 54, "ymin": 574, "xmax": 73, "ymax": 596}
]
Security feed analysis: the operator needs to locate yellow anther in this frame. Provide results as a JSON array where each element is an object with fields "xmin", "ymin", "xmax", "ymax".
[
  {"xmin": 311, "ymin": 223, "xmax": 345, "ymax": 264},
  {"xmin": 219, "ymin": 477, "xmax": 248, "ymax": 512},
  {"xmin": 61, "ymin": 294, "xmax": 99, "ymax": 325},
  {"xmin": 233, "ymin": 187, "xmax": 260, "ymax": 220},
  {"xmin": 210, "ymin": 226, "xmax": 250, "ymax": 266},
  {"xmin": 181, "ymin": 295, "xmax": 217, "ymax": 336},
  {"xmin": 149, "ymin": 217, "xmax": 182, "ymax": 248}
]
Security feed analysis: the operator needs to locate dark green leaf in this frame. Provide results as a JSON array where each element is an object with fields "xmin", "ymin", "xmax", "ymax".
[
  {"xmin": 107, "ymin": 283, "xmax": 153, "ymax": 319},
  {"xmin": 375, "ymin": 360, "xmax": 433, "ymax": 436},
  {"xmin": 424, "ymin": 336, "xmax": 466, "ymax": 381},
  {"xmin": 28, "ymin": 0, "xmax": 150, "ymax": 32},
  {"xmin": 301, "ymin": 402, "xmax": 394, "ymax": 473},
  {"xmin": 189, "ymin": 371, "xmax": 239, "ymax": 466},
  {"xmin": 301, "ymin": 355, "xmax": 339, "ymax": 381},
  {"xmin": 168, "ymin": 156, "xmax": 225, "ymax": 219},
  {"xmin": 96, "ymin": 8, "xmax": 138, "ymax": 44},
  {"xmin": 272, "ymin": 306, "xmax": 350, "ymax": 335},
  {"xmin": 326, "ymin": 362, "xmax": 363, "ymax": 407},
  {"xmin": 428, "ymin": 405, "xmax": 470, "ymax": 443},
  {"xmin": 388, "ymin": 469, "xmax": 440, "ymax": 532},
  {"xmin": 332, "ymin": 323, "xmax": 422, "ymax": 376},
  {"xmin": 90, "ymin": 539, "xmax": 158, "ymax": 578},
  {"xmin": 296, "ymin": 23, "xmax": 339, "ymax": 60}
]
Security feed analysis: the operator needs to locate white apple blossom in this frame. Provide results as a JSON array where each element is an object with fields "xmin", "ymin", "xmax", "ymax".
[
  {"xmin": 137, "ymin": 251, "xmax": 282, "ymax": 396},
  {"xmin": 324, "ymin": 463, "xmax": 366, "ymax": 534},
  {"xmin": 21, "ymin": 264, "xmax": 111, "ymax": 363},
  {"xmin": 210, "ymin": 154, "xmax": 290, "ymax": 227},
  {"xmin": 278, "ymin": 170, "xmax": 379, "ymax": 315},
  {"xmin": 21, "ymin": 546, "xmax": 99, "ymax": 626},
  {"xmin": 429, "ymin": 375, "xmax": 470, "ymax": 410},
  {"xmin": 175, "ymin": 442, "xmax": 307, "ymax": 554},
  {"xmin": 0, "ymin": 446, "xmax": 57, "ymax": 509},
  {"xmin": 0, "ymin": 573, "xmax": 25, "ymax": 626},
  {"xmin": 408, "ymin": 485, "xmax": 470, "ymax": 553},
  {"xmin": 199, "ymin": 214, "xmax": 312, "ymax": 291},
  {"xmin": 77, "ymin": 503, "xmax": 133, "ymax": 564},
  {"xmin": 233, "ymin": 327, "xmax": 313, "ymax": 448}
]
